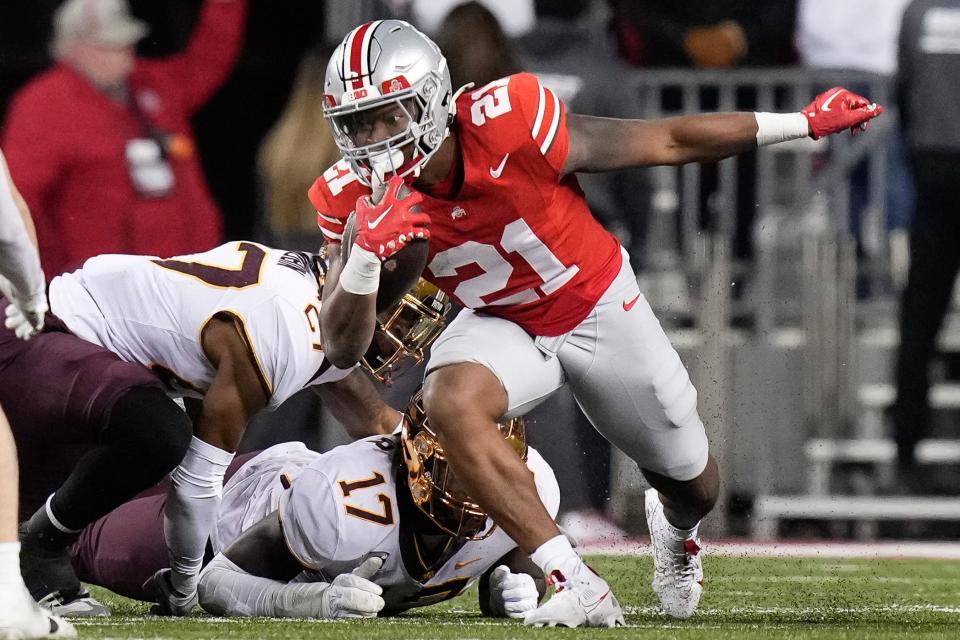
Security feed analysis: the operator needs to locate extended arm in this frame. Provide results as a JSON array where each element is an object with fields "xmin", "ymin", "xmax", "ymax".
[
  {"xmin": 313, "ymin": 369, "xmax": 403, "ymax": 438},
  {"xmin": 150, "ymin": 316, "xmax": 268, "ymax": 615},
  {"xmin": 564, "ymin": 112, "xmax": 760, "ymax": 172},
  {"xmin": 563, "ymin": 86, "xmax": 883, "ymax": 175},
  {"xmin": 198, "ymin": 511, "xmax": 384, "ymax": 618}
]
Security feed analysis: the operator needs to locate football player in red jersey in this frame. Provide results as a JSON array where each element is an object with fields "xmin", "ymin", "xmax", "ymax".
[{"xmin": 311, "ymin": 20, "xmax": 883, "ymax": 626}]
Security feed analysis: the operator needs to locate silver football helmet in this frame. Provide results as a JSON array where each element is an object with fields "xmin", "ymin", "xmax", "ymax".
[{"xmin": 323, "ymin": 20, "xmax": 454, "ymax": 186}]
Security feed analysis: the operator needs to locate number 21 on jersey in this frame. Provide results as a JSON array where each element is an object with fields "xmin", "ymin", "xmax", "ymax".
[
  {"xmin": 471, "ymin": 78, "xmax": 511, "ymax": 126},
  {"xmin": 428, "ymin": 219, "xmax": 580, "ymax": 308}
]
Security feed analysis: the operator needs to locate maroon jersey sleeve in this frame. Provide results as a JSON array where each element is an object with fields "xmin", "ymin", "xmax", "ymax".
[{"xmin": 308, "ymin": 160, "xmax": 367, "ymax": 244}]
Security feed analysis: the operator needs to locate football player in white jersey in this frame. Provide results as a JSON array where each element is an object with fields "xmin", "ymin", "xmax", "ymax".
[
  {"xmin": 0, "ymin": 149, "xmax": 75, "ymax": 638},
  {"xmin": 67, "ymin": 393, "xmax": 562, "ymax": 620},
  {"xmin": 4, "ymin": 241, "xmax": 439, "ymax": 617}
]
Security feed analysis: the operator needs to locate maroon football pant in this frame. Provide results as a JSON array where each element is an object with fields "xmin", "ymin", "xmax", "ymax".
[
  {"xmin": 0, "ymin": 308, "xmax": 164, "ymax": 521},
  {"xmin": 69, "ymin": 452, "xmax": 258, "ymax": 601}
]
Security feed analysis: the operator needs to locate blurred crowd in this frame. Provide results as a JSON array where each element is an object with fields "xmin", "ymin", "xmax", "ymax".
[{"xmin": 0, "ymin": 0, "xmax": 957, "ymax": 531}]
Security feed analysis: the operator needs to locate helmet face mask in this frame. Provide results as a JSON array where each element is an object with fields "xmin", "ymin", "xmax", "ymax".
[
  {"xmin": 401, "ymin": 391, "xmax": 528, "ymax": 541},
  {"xmin": 324, "ymin": 20, "xmax": 453, "ymax": 185},
  {"xmin": 362, "ymin": 279, "xmax": 451, "ymax": 384}
]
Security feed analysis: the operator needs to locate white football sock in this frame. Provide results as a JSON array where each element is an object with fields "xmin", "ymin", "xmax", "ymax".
[
  {"xmin": 164, "ymin": 437, "xmax": 234, "ymax": 596},
  {"xmin": 0, "ymin": 541, "xmax": 24, "ymax": 590}
]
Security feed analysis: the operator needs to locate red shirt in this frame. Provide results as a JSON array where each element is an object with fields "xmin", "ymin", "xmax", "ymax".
[
  {"xmin": 310, "ymin": 73, "xmax": 622, "ymax": 337},
  {"xmin": 1, "ymin": 0, "xmax": 247, "ymax": 278}
]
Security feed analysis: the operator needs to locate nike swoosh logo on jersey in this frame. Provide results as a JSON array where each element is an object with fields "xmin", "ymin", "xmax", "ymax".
[
  {"xmin": 455, "ymin": 558, "xmax": 481, "ymax": 569},
  {"xmin": 820, "ymin": 89, "xmax": 844, "ymax": 112},
  {"xmin": 623, "ymin": 293, "xmax": 641, "ymax": 311},
  {"xmin": 367, "ymin": 204, "xmax": 394, "ymax": 229},
  {"xmin": 489, "ymin": 153, "xmax": 509, "ymax": 179}
]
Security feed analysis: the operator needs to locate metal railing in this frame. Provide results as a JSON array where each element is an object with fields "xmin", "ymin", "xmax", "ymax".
[{"xmin": 624, "ymin": 68, "xmax": 894, "ymax": 447}]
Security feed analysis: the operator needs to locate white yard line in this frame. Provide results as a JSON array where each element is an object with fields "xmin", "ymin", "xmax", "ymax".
[{"xmin": 581, "ymin": 538, "xmax": 960, "ymax": 559}]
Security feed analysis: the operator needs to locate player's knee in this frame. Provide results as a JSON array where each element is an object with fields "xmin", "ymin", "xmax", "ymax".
[{"xmin": 108, "ymin": 386, "xmax": 192, "ymax": 475}]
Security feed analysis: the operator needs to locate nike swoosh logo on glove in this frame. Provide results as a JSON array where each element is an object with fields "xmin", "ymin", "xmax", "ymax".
[
  {"xmin": 820, "ymin": 89, "xmax": 844, "ymax": 112},
  {"xmin": 367, "ymin": 204, "xmax": 394, "ymax": 229}
]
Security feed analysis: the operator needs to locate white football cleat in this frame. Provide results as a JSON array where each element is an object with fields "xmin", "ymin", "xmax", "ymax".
[
  {"xmin": 645, "ymin": 487, "xmax": 703, "ymax": 618},
  {"xmin": 523, "ymin": 560, "xmax": 624, "ymax": 628},
  {"xmin": 38, "ymin": 589, "xmax": 110, "ymax": 617},
  {"xmin": 0, "ymin": 587, "xmax": 77, "ymax": 639}
]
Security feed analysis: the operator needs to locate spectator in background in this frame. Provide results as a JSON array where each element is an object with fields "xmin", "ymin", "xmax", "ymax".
[
  {"xmin": 609, "ymin": 1, "xmax": 796, "ymax": 262},
  {"xmin": 892, "ymin": 0, "xmax": 960, "ymax": 490},
  {"xmin": 796, "ymin": 0, "xmax": 915, "ymax": 295},
  {"xmin": 1, "ymin": 0, "xmax": 247, "ymax": 278},
  {"xmin": 411, "ymin": 0, "xmax": 534, "ymax": 38},
  {"xmin": 433, "ymin": 2, "xmax": 521, "ymax": 91},
  {"xmin": 256, "ymin": 46, "xmax": 340, "ymax": 251},
  {"xmin": 610, "ymin": 1, "xmax": 796, "ymax": 69}
]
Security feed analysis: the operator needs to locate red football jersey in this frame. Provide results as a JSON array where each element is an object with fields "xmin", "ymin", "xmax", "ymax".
[{"xmin": 309, "ymin": 73, "xmax": 622, "ymax": 337}]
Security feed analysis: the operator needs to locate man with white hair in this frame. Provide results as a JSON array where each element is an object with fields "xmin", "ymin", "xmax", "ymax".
[{"xmin": 2, "ymin": 0, "xmax": 247, "ymax": 278}]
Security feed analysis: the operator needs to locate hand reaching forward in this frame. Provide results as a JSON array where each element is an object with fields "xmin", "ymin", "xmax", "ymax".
[{"xmin": 802, "ymin": 86, "xmax": 883, "ymax": 140}]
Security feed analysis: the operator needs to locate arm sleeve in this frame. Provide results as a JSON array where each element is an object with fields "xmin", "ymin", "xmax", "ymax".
[
  {"xmin": 199, "ymin": 553, "xmax": 331, "ymax": 617},
  {"xmin": 148, "ymin": 0, "xmax": 248, "ymax": 113},
  {"xmin": 0, "ymin": 150, "xmax": 44, "ymax": 299},
  {"xmin": 278, "ymin": 467, "xmax": 342, "ymax": 570},
  {"xmin": 308, "ymin": 163, "xmax": 361, "ymax": 244},
  {"xmin": 507, "ymin": 73, "xmax": 570, "ymax": 176}
]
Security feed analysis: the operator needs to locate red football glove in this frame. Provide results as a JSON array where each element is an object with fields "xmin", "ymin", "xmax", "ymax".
[
  {"xmin": 802, "ymin": 86, "xmax": 883, "ymax": 140},
  {"xmin": 354, "ymin": 176, "xmax": 429, "ymax": 261}
]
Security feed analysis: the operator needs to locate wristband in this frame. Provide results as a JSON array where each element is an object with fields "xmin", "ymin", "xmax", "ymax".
[
  {"xmin": 754, "ymin": 112, "xmax": 811, "ymax": 147},
  {"xmin": 530, "ymin": 533, "xmax": 578, "ymax": 576},
  {"xmin": 338, "ymin": 245, "xmax": 381, "ymax": 295}
]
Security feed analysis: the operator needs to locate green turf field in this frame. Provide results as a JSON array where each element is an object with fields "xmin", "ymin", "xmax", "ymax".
[{"xmin": 76, "ymin": 555, "xmax": 960, "ymax": 639}]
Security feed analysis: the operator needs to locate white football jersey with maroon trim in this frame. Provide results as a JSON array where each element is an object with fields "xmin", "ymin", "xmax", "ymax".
[
  {"xmin": 264, "ymin": 435, "xmax": 560, "ymax": 612},
  {"xmin": 48, "ymin": 241, "xmax": 351, "ymax": 409}
]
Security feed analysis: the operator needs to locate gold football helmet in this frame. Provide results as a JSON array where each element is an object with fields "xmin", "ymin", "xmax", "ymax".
[
  {"xmin": 400, "ymin": 390, "xmax": 527, "ymax": 540},
  {"xmin": 362, "ymin": 279, "xmax": 451, "ymax": 384}
]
